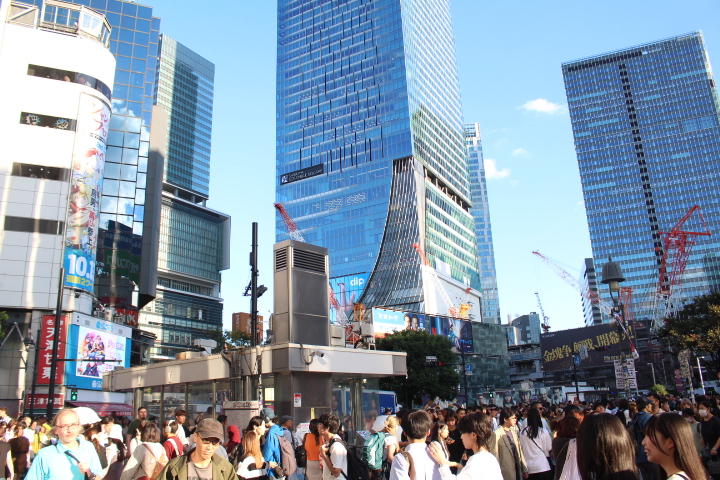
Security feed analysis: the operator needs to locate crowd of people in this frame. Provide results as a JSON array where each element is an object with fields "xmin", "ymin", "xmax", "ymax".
[{"xmin": 0, "ymin": 393, "xmax": 717, "ymax": 480}]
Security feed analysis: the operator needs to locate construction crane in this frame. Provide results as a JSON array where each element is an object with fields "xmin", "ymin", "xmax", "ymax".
[
  {"xmin": 653, "ymin": 205, "xmax": 711, "ymax": 328},
  {"xmin": 412, "ymin": 242, "xmax": 460, "ymax": 318},
  {"xmin": 534, "ymin": 292, "xmax": 550, "ymax": 332},
  {"xmin": 532, "ymin": 251, "xmax": 638, "ymax": 358},
  {"xmin": 274, "ymin": 203, "xmax": 353, "ymax": 330}
]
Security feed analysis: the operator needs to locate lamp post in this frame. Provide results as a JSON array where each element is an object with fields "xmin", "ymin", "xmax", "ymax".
[{"xmin": 601, "ymin": 257, "xmax": 632, "ymax": 398}]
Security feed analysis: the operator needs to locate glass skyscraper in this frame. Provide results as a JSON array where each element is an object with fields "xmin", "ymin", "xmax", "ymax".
[
  {"xmin": 465, "ymin": 123, "xmax": 500, "ymax": 324},
  {"xmin": 276, "ymin": 0, "xmax": 480, "ymax": 314},
  {"xmin": 138, "ymin": 34, "xmax": 230, "ymax": 360},
  {"xmin": 563, "ymin": 32, "xmax": 720, "ymax": 321},
  {"xmin": 19, "ymin": 0, "xmax": 164, "ymax": 312}
]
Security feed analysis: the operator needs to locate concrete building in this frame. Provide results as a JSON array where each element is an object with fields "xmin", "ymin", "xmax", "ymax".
[
  {"xmin": 0, "ymin": 0, "xmax": 122, "ymax": 412},
  {"xmin": 563, "ymin": 32, "xmax": 720, "ymax": 321},
  {"xmin": 275, "ymin": 0, "xmax": 482, "ymax": 320},
  {"xmin": 512, "ymin": 313, "xmax": 542, "ymax": 345},
  {"xmin": 581, "ymin": 258, "xmax": 603, "ymax": 326},
  {"xmin": 138, "ymin": 34, "xmax": 230, "ymax": 361},
  {"xmin": 465, "ymin": 123, "xmax": 501, "ymax": 324}
]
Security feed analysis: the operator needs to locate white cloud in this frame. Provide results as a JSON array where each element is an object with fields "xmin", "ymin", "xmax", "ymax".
[
  {"xmin": 512, "ymin": 148, "xmax": 528, "ymax": 156},
  {"xmin": 519, "ymin": 98, "xmax": 563, "ymax": 114},
  {"xmin": 484, "ymin": 158, "xmax": 510, "ymax": 179}
]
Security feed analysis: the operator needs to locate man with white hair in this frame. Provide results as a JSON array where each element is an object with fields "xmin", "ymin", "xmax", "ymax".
[{"xmin": 25, "ymin": 408, "xmax": 103, "ymax": 480}]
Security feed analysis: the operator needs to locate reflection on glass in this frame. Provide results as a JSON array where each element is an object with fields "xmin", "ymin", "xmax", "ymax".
[
  {"xmin": 123, "ymin": 148, "xmax": 139, "ymax": 164},
  {"xmin": 188, "ymin": 381, "xmax": 213, "ymax": 420},
  {"xmin": 139, "ymin": 141, "xmax": 149, "ymax": 157},
  {"xmin": 124, "ymin": 133, "xmax": 140, "ymax": 149},
  {"xmin": 135, "ymin": 189, "xmax": 145, "ymax": 205},
  {"xmin": 138, "ymin": 157, "xmax": 148, "ymax": 173},
  {"xmin": 121, "ymin": 164, "xmax": 138, "ymax": 181},
  {"xmin": 119, "ymin": 181, "xmax": 135, "ymax": 197},
  {"xmin": 104, "ymin": 162, "xmax": 121, "ymax": 179},
  {"xmin": 117, "ymin": 215, "xmax": 133, "ymax": 228},
  {"xmin": 126, "ymin": 116, "xmax": 142, "ymax": 134},
  {"xmin": 142, "ymin": 386, "xmax": 162, "ymax": 420},
  {"xmin": 103, "ymin": 179, "xmax": 119, "ymax": 196},
  {"xmin": 136, "ymin": 172, "xmax": 147, "ymax": 188},
  {"xmin": 100, "ymin": 196, "xmax": 118, "ymax": 214},
  {"xmin": 99, "ymin": 213, "xmax": 116, "ymax": 230},
  {"xmin": 133, "ymin": 221, "xmax": 143, "ymax": 236}
]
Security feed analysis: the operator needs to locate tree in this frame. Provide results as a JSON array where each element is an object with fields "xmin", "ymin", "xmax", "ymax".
[
  {"xmin": 376, "ymin": 329, "xmax": 461, "ymax": 407},
  {"xmin": 649, "ymin": 384, "xmax": 668, "ymax": 397},
  {"xmin": 656, "ymin": 291, "xmax": 720, "ymax": 374},
  {"xmin": 0, "ymin": 311, "xmax": 8, "ymax": 342},
  {"xmin": 209, "ymin": 328, "xmax": 252, "ymax": 354}
]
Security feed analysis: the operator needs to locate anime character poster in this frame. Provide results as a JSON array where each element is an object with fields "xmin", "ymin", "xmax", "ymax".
[
  {"xmin": 75, "ymin": 325, "xmax": 126, "ymax": 379},
  {"xmin": 64, "ymin": 93, "xmax": 111, "ymax": 292}
]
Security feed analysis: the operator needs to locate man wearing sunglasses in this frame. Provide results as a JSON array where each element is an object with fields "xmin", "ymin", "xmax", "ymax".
[
  {"xmin": 25, "ymin": 408, "xmax": 103, "ymax": 480},
  {"xmin": 156, "ymin": 418, "xmax": 236, "ymax": 480}
]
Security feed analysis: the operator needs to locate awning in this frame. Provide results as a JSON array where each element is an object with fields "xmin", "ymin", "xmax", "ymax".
[{"xmin": 66, "ymin": 402, "xmax": 134, "ymax": 417}]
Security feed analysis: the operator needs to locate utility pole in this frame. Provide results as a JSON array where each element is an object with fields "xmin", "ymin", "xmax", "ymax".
[
  {"xmin": 250, "ymin": 222, "xmax": 259, "ymax": 348},
  {"xmin": 47, "ymin": 267, "xmax": 64, "ymax": 419},
  {"xmin": 28, "ymin": 329, "xmax": 41, "ymax": 417}
]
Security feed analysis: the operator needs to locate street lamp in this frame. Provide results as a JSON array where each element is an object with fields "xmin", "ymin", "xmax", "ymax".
[{"xmin": 601, "ymin": 257, "xmax": 632, "ymax": 398}]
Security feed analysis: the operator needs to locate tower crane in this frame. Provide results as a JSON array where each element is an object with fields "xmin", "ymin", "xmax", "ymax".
[
  {"xmin": 532, "ymin": 250, "xmax": 638, "ymax": 358},
  {"xmin": 653, "ymin": 205, "xmax": 711, "ymax": 328},
  {"xmin": 534, "ymin": 292, "xmax": 550, "ymax": 332},
  {"xmin": 274, "ymin": 203, "xmax": 352, "ymax": 329}
]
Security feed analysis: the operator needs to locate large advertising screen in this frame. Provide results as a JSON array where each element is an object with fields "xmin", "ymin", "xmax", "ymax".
[
  {"xmin": 63, "ymin": 93, "xmax": 111, "ymax": 292},
  {"xmin": 541, "ymin": 323, "xmax": 636, "ymax": 372},
  {"xmin": 371, "ymin": 308, "xmax": 473, "ymax": 353},
  {"xmin": 65, "ymin": 319, "xmax": 131, "ymax": 390},
  {"xmin": 329, "ymin": 273, "xmax": 369, "ymax": 325}
]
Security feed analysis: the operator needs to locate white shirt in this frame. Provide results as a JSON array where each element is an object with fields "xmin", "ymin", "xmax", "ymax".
[
  {"xmin": 519, "ymin": 428, "xmax": 552, "ymax": 474},
  {"xmin": 173, "ymin": 421, "xmax": 188, "ymax": 446},
  {"xmin": 322, "ymin": 435, "xmax": 347, "ymax": 480},
  {"xmin": 390, "ymin": 442, "xmax": 441, "ymax": 480},
  {"xmin": 237, "ymin": 455, "xmax": 267, "ymax": 479},
  {"xmin": 383, "ymin": 434, "xmax": 399, "ymax": 461},
  {"xmin": 438, "ymin": 450, "xmax": 502, "ymax": 480}
]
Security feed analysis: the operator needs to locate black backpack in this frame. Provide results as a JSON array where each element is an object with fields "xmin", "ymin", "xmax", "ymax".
[
  {"xmin": 295, "ymin": 444, "xmax": 307, "ymax": 468},
  {"xmin": 328, "ymin": 437, "xmax": 370, "ymax": 480}
]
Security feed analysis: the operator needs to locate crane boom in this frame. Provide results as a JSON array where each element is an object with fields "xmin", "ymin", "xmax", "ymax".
[
  {"xmin": 534, "ymin": 292, "xmax": 550, "ymax": 332},
  {"xmin": 412, "ymin": 243, "xmax": 459, "ymax": 318}
]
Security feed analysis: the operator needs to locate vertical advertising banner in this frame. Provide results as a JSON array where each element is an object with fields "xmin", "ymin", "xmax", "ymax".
[
  {"xmin": 36, "ymin": 315, "xmax": 68, "ymax": 385},
  {"xmin": 64, "ymin": 93, "xmax": 111, "ymax": 291}
]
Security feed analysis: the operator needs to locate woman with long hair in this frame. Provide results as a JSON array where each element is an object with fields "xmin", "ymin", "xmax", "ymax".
[
  {"xmin": 84, "ymin": 427, "xmax": 108, "ymax": 470},
  {"xmin": 615, "ymin": 399, "xmax": 630, "ymax": 427},
  {"xmin": 382, "ymin": 415, "xmax": 401, "ymax": 473},
  {"xmin": 552, "ymin": 416, "xmax": 581, "ymax": 480},
  {"xmin": 120, "ymin": 423, "xmax": 167, "ymax": 480},
  {"xmin": 9, "ymin": 424, "xmax": 29, "ymax": 480},
  {"xmin": 428, "ymin": 412, "xmax": 503, "ymax": 479},
  {"xmin": 430, "ymin": 421, "xmax": 459, "ymax": 471},
  {"xmin": 576, "ymin": 413, "xmax": 638, "ymax": 480},
  {"xmin": 642, "ymin": 413, "xmax": 708, "ymax": 480},
  {"xmin": 304, "ymin": 419, "xmax": 322, "ymax": 480},
  {"xmin": 237, "ymin": 431, "xmax": 275, "ymax": 480},
  {"xmin": 519, "ymin": 409, "xmax": 552, "ymax": 480}
]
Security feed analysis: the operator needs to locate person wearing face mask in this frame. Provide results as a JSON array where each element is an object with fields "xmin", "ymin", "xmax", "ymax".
[{"xmin": 698, "ymin": 400, "xmax": 720, "ymax": 479}]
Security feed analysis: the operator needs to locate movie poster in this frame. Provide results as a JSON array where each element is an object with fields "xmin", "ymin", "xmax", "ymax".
[{"xmin": 64, "ymin": 93, "xmax": 111, "ymax": 291}]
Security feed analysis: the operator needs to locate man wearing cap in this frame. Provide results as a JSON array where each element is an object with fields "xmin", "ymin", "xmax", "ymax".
[
  {"xmin": 631, "ymin": 397, "xmax": 661, "ymax": 480},
  {"xmin": 155, "ymin": 418, "xmax": 236, "ymax": 480}
]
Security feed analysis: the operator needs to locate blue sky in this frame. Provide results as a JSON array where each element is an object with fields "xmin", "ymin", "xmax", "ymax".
[{"xmin": 142, "ymin": 0, "xmax": 720, "ymax": 333}]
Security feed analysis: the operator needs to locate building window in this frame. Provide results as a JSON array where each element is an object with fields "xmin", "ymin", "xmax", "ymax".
[
  {"xmin": 19, "ymin": 112, "xmax": 76, "ymax": 131},
  {"xmin": 27, "ymin": 64, "xmax": 112, "ymax": 100},
  {"xmin": 4, "ymin": 216, "xmax": 63, "ymax": 235},
  {"xmin": 11, "ymin": 163, "xmax": 69, "ymax": 181}
]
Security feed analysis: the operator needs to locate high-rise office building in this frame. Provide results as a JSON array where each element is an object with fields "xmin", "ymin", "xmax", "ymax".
[
  {"xmin": 465, "ymin": 123, "xmax": 500, "ymax": 324},
  {"xmin": 563, "ymin": 32, "xmax": 720, "ymax": 320},
  {"xmin": 580, "ymin": 258, "xmax": 603, "ymax": 326},
  {"xmin": 18, "ymin": 0, "xmax": 166, "ymax": 319},
  {"xmin": 138, "ymin": 34, "xmax": 230, "ymax": 360},
  {"xmin": 275, "ymin": 0, "xmax": 481, "ymax": 317}
]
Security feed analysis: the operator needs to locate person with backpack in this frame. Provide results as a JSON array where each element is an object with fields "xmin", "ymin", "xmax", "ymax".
[
  {"xmin": 263, "ymin": 417, "xmax": 287, "ymax": 479},
  {"xmin": 363, "ymin": 415, "xmax": 400, "ymax": 480},
  {"xmin": 162, "ymin": 423, "xmax": 184, "ymax": 461},
  {"xmin": 389, "ymin": 410, "xmax": 440, "ymax": 480},
  {"xmin": 318, "ymin": 414, "xmax": 347, "ymax": 480},
  {"xmin": 631, "ymin": 397, "xmax": 662, "ymax": 480},
  {"xmin": 279, "ymin": 417, "xmax": 300, "ymax": 480}
]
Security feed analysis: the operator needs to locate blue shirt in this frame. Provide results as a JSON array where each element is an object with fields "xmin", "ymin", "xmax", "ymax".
[{"xmin": 25, "ymin": 437, "xmax": 103, "ymax": 480}]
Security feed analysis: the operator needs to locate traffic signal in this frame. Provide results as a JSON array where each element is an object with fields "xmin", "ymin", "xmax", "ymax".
[
  {"xmin": 70, "ymin": 388, "xmax": 78, "ymax": 401},
  {"xmin": 488, "ymin": 392, "xmax": 494, "ymax": 398},
  {"xmin": 593, "ymin": 384, "xmax": 599, "ymax": 390}
]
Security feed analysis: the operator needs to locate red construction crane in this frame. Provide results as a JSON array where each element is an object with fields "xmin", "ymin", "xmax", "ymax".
[
  {"xmin": 534, "ymin": 292, "xmax": 550, "ymax": 332},
  {"xmin": 274, "ymin": 203, "xmax": 352, "ymax": 330},
  {"xmin": 653, "ymin": 205, "xmax": 711, "ymax": 327}
]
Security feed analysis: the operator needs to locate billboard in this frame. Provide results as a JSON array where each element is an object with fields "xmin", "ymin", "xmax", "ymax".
[
  {"xmin": 63, "ymin": 93, "xmax": 111, "ymax": 291},
  {"xmin": 36, "ymin": 315, "xmax": 68, "ymax": 385},
  {"xmin": 329, "ymin": 273, "xmax": 369, "ymax": 325},
  {"xmin": 65, "ymin": 317, "xmax": 131, "ymax": 390},
  {"xmin": 541, "ymin": 323, "xmax": 636, "ymax": 371},
  {"xmin": 371, "ymin": 308, "xmax": 473, "ymax": 353}
]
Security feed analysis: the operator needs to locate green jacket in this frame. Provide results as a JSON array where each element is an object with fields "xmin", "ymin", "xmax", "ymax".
[{"xmin": 156, "ymin": 449, "xmax": 236, "ymax": 480}]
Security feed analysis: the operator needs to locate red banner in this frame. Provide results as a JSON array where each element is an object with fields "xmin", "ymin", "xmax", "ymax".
[
  {"xmin": 36, "ymin": 315, "xmax": 68, "ymax": 385},
  {"xmin": 26, "ymin": 393, "xmax": 65, "ymax": 410}
]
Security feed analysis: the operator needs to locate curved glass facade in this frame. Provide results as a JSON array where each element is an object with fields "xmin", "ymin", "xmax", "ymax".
[
  {"xmin": 276, "ymin": 0, "xmax": 480, "ymax": 313},
  {"xmin": 563, "ymin": 32, "xmax": 720, "ymax": 321}
]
